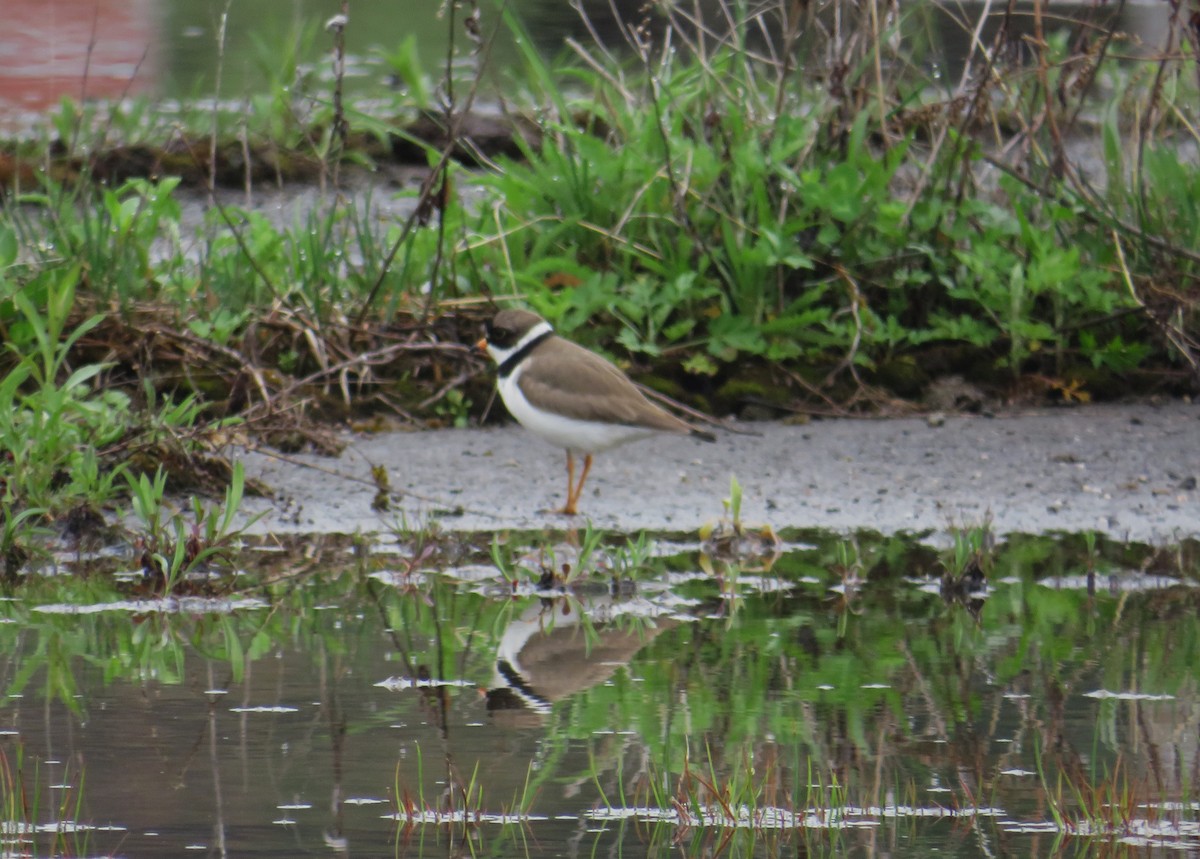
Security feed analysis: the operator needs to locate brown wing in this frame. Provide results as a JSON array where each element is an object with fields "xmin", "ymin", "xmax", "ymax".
[{"xmin": 517, "ymin": 337, "xmax": 694, "ymax": 432}]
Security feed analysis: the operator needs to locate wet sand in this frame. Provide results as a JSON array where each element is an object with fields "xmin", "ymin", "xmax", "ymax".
[{"xmin": 238, "ymin": 401, "xmax": 1199, "ymax": 543}]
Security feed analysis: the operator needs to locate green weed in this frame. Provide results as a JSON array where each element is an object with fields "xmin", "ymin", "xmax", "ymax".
[
  {"xmin": 0, "ymin": 0, "xmax": 1195, "ymax": 543},
  {"xmin": 126, "ymin": 461, "xmax": 255, "ymax": 592},
  {"xmin": 0, "ymin": 267, "xmax": 130, "ymax": 514},
  {"xmin": 16, "ymin": 178, "xmax": 183, "ymax": 304}
]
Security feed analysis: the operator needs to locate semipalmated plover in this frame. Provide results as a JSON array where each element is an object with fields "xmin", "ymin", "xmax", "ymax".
[{"xmin": 476, "ymin": 309, "xmax": 715, "ymax": 515}]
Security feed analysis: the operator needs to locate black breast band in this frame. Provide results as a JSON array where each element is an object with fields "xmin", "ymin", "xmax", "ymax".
[{"xmin": 497, "ymin": 330, "xmax": 553, "ymax": 379}]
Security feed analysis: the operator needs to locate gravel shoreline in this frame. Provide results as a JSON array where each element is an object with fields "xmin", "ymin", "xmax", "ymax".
[{"xmin": 239, "ymin": 401, "xmax": 1199, "ymax": 544}]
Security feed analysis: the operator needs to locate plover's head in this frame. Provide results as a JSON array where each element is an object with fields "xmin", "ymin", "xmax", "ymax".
[{"xmin": 476, "ymin": 310, "xmax": 552, "ymax": 365}]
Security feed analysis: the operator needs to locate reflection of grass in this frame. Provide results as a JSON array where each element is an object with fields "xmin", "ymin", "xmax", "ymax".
[
  {"xmin": 2, "ymin": 527, "xmax": 1200, "ymax": 853},
  {"xmin": 1036, "ymin": 744, "xmax": 1198, "ymax": 849},
  {"xmin": 587, "ymin": 740, "xmax": 907, "ymax": 855},
  {"xmin": 0, "ymin": 742, "xmax": 90, "ymax": 859},
  {"xmin": 390, "ymin": 742, "xmax": 539, "ymax": 847},
  {"xmin": 489, "ymin": 524, "xmax": 661, "ymax": 589},
  {"xmin": 2, "ymin": 527, "xmax": 1197, "ymax": 720}
]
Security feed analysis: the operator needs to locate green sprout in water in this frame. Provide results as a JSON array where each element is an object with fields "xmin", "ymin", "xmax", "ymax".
[{"xmin": 126, "ymin": 461, "xmax": 257, "ymax": 593}]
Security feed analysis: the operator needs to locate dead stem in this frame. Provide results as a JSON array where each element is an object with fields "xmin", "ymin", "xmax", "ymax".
[
  {"xmin": 329, "ymin": 3, "xmax": 350, "ymax": 191},
  {"xmin": 1113, "ymin": 229, "xmax": 1200, "ymax": 380},
  {"xmin": 822, "ymin": 265, "xmax": 865, "ymax": 389},
  {"xmin": 209, "ymin": 1, "xmax": 233, "ymax": 197},
  {"xmin": 355, "ymin": 0, "xmax": 500, "ymax": 328}
]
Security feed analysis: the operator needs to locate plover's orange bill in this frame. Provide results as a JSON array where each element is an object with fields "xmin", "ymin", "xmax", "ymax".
[{"xmin": 475, "ymin": 309, "xmax": 716, "ymax": 515}]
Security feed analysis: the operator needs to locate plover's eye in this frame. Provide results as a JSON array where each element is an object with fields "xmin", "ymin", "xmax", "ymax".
[{"xmin": 490, "ymin": 326, "xmax": 515, "ymax": 347}]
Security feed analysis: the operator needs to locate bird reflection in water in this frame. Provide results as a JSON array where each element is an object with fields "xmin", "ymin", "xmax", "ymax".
[{"xmin": 486, "ymin": 593, "xmax": 676, "ymax": 728}]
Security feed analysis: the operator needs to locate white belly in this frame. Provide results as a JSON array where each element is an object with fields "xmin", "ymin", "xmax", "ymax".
[{"xmin": 498, "ymin": 369, "xmax": 658, "ymax": 454}]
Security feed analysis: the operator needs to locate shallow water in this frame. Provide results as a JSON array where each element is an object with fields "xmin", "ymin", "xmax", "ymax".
[{"xmin": 1, "ymin": 529, "xmax": 1198, "ymax": 857}]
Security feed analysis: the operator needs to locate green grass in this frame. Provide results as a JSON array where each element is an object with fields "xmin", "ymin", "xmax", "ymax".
[{"xmin": 0, "ymin": 0, "xmax": 1197, "ymax": 551}]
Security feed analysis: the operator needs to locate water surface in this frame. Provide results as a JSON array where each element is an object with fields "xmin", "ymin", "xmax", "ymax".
[{"xmin": 1, "ymin": 529, "xmax": 1197, "ymax": 857}]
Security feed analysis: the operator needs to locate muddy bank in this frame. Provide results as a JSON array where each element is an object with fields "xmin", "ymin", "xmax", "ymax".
[{"xmin": 237, "ymin": 401, "xmax": 1199, "ymax": 543}]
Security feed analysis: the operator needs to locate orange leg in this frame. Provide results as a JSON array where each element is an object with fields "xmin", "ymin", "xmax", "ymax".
[
  {"xmin": 556, "ymin": 452, "xmax": 593, "ymax": 516},
  {"xmin": 556, "ymin": 452, "xmax": 578, "ymax": 515},
  {"xmin": 567, "ymin": 454, "xmax": 593, "ymax": 514}
]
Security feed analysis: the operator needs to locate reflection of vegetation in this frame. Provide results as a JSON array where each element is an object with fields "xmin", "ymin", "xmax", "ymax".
[
  {"xmin": 0, "ymin": 530, "xmax": 1198, "ymax": 852},
  {"xmin": 488, "ymin": 524, "xmax": 664, "ymax": 587},
  {"xmin": 390, "ymin": 741, "xmax": 539, "ymax": 841},
  {"xmin": 548, "ymin": 531, "xmax": 1200, "ymax": 848},
  {"xmin": 0, "ymin": 740, "xmax": 90, "ymax": 858}
]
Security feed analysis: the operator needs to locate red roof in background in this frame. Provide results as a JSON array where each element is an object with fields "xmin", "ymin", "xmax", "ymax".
[{"xmin": 0, "ymin": 0, "xmax": 157, "ymax": 112}]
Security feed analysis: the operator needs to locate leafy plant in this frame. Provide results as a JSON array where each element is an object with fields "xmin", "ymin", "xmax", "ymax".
[
  {"xmin": 18, "ymin": 178, "xmax": 183, "ymax": 304},
  {"xmin": 0, "ymin": 267, "xmax": 130, "ymax": 513},
  {"xmin": 372, "ymin": 34, "xmax": 433, "ymax": 109},
  {"xmin": 126, "ymin": 461, "xmax": 256, "ymax": 593}
]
